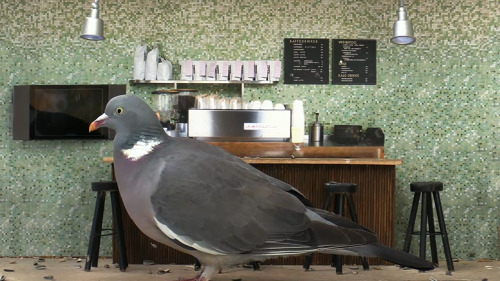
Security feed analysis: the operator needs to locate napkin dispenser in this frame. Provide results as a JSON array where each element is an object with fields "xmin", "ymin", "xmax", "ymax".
[{"xmin": 188, "ymin": 109, "xmax": 291, "ymax": 142}]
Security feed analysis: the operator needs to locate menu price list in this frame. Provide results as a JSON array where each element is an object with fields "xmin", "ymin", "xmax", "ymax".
[
  {"xmin": 332, "ymin": 39, "xmax": 376, "ymax": 85},
  {"xmin": 284, "ymin": 38, "xmax": 329, "ymax": 84}
]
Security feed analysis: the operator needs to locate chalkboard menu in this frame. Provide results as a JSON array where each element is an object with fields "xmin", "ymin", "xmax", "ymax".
[
  {"xmin": 284, "ymin": 38, "xmax": 329, "ymax": 84},
  {"xmin": 332, "ymin": 39, "xmax": 376, "ymax": 85}
]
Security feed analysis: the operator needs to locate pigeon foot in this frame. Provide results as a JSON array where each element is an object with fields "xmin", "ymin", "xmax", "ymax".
[
  {"xmin": 177, "ymin": 277, "xmax": 209, "ymax": 281},
  {"xmin": 177, "ymin": 266, "xmax": 215, "ymax": 281}
]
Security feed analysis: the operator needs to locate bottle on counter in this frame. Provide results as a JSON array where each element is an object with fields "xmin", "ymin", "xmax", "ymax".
[{"xmin": 309, "ymin": 112, "xmax": 324, "ymax": 143}]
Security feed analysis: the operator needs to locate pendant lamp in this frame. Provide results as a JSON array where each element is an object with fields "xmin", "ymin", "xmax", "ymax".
[
  {"xmin": 81, "ymin": 0, "xmax": 104, "ymax": 41},
  {"xmin": 391, "ymin": 0, "xmax": 415, "ymax": 45}
]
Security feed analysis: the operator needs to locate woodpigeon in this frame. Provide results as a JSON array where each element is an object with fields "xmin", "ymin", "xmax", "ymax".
[{"xmin": 90, "ymin": 95, "xmax": 434, "ymax": 281}]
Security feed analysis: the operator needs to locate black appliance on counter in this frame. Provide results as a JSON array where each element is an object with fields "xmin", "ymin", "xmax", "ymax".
[{"xmin": 332, "ymin": 125, "xmax": 384, "ymax": 146}]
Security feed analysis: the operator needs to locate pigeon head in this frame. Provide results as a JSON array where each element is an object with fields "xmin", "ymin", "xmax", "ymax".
[
  {"xmin": 90, "ymin": 95, "xmax": 161, "ymax": 133},
  {"xmin": 90, "ymin": 95, "xmax": 168, "ymax": 159}
]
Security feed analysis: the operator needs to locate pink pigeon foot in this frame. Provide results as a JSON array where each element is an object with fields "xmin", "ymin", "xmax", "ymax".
[{"xmin": 176, "ymin": 266, "xmax": 215, "ymax": 281}]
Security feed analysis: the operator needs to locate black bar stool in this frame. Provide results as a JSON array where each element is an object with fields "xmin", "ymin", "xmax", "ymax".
[
  {"xmin": 403, "ymin": 182, "xmax": 454, "ymax": 272},
  {"xmin": 85, "ymin": 181, "xmax": 128, "ymax": 272},
  {"xmin": 303, "ymin": 182, "xmax": 369, "ymax": 274}
]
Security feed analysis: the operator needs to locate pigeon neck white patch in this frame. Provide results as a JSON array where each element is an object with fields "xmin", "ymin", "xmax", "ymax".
[{"xmin": 121, "ymin": 139, "xmax": 162, "ymax": 161}]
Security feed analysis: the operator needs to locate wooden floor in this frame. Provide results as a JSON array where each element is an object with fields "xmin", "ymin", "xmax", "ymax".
[{"xmin": 1, "ymin": 257, "xmax": 498, "ymax": 281}]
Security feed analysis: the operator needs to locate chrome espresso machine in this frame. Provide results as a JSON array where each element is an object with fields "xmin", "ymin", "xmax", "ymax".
[
  {"xmin": 188, "ymin": 109, "xmax": 291, "ymax": 142},
  {"xmin": 152, "ymin": 90, "xmax": 291, "ymax": 141}
]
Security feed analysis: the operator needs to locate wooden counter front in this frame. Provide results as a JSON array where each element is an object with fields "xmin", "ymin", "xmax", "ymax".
[{"xmin": 107, "ymin": 143, "xmax": 401, "ymax": 266}]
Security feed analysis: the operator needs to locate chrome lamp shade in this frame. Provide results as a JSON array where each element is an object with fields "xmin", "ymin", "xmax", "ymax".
[
  {"xmin": 81, "ymin": 1, "xmax": 104, "ymax": 41},
  {"xmin": 391, "ymin": 1, "xmax": 415, "ymax": 45}
]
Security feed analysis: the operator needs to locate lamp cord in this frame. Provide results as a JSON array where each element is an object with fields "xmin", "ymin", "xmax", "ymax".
[{"xmin": 92, "ymin": 0, "xmax": 101, "ymax": 9}]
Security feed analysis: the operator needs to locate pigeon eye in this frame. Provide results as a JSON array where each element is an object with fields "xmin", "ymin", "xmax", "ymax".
[{"xmin": 116, "ymin": 107, "xmax": 124, "ymax": 115}]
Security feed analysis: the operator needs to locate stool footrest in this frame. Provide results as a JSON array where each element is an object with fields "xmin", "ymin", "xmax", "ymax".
[
  {"xmin": 411, "ymin": 231, "xmax": 444, "ymax": 236},
  {"xmin": 98, "ymin": 231, "xmax": 117, "ymax": 237}
]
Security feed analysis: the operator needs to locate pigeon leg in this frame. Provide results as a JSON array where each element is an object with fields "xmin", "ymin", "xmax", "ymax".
[
  {"xmin": 177, "ymin": 266, "xmax": 217, "ymax": 281},
  {"xmin": 177, "ymin": 273, "xmax": 206, "ymax": 281}
]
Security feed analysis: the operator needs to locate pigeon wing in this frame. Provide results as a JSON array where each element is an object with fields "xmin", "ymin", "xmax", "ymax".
[{"xmin": 150, "ymin": 139, "xmax": 311, "ymax": 255}]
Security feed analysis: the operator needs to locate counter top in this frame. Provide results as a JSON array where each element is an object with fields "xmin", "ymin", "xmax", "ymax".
[
  {"xmin": 102, "ymin": 142, "xmax": 401, "ymax": 166},
  {"xmin": 102, "ymin": 156, "xmax": 401, "ymax": 165},
  {"xmin": 208, "ymin": 142, "xmax": 385, "ymax": 159},
  {"xmin": 241, "ymin": 157, "xmax": 401, "ymax": 165}
]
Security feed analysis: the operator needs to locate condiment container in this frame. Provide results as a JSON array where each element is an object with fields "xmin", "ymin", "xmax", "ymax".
[{"xmin": 309, "ymin": 112, "xmax": 324, "ymax": 143}]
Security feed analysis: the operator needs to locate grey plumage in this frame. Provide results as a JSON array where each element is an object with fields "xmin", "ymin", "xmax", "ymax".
[{"xmin": 90, "ymin": 95, "xmax": 434, "ymax": 281}]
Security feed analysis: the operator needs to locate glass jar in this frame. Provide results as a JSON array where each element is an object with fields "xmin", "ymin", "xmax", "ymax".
[
  {"xmin": 173, "ymin": 89, "xmax": 197, "ymax": 124},
  {"xmin": 151, "ymin": 90, "xmax": 179, "ymax": 130}
]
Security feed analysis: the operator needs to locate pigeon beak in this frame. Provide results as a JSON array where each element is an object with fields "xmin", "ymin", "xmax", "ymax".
[{"xmin": 89, "ymin": 113, "xmax": 109, "ymax": 132}]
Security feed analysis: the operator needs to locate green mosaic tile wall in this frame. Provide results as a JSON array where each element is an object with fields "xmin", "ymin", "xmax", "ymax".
[{"xmin": 0, "ymin": 0, "xmax": 498, "ymax": 260}]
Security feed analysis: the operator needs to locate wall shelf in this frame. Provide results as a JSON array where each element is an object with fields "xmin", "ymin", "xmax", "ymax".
[{"xmin": 129, "ymin": 80, "xmax": 277, "ymax": 96}]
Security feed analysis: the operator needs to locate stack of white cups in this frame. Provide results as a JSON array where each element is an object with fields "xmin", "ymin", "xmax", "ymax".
[{"xmin": 291, "ymin": 100, "xmax": 305, "ymax": 143}]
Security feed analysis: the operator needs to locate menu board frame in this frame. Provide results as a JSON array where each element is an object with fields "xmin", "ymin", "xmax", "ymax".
[
  {"xmin": 283, "ymin": 38, "xmax": 329, "ymax": 84},
  {"xmin": 332, "ymin": 39, "xmax": 377, "ymax": 85}
]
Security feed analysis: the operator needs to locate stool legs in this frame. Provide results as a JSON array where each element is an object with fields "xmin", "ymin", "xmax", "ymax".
[
  {"xmin": 346, "ymin": 196, "xmax": 370, "ymax": 270},
  {"xmin": 323, "ymin": 195, "xmax": 332, "ymax": 210},
  {"xmin": 331, "ymin": 193, "xmax": 369, "ymax": 273},
  {"xmin": 110, "ymin": 191, "xmax": 128, "ymax": 271},
  {"xmin": 303, "ymin": 193, "xmax": 338, "ymax": 271},
  {"xmin": 302, "ymin": 253, "xmax": 313, "ymax": 270},
  {"xmin": 303, "ymin": 193, "xmax": 338, "ymax": 272},
  {"xmin": 304, "ymin": 191, "xmax": 369, "ymax": 273},
  {"xmin": 433, "ymin": 191, "xmax": 454, "ymax": 271},
  {"xmin": 251, "ymin": 261, "xmax": 260, "ymax": 270},
  {"xmin": 85, "ymin": 191, "xmax": 106, "ymax": 271},
  {"xmin": 403, "ymin": 191, "xmax": 454, "ymax": 272},
  {"xmin": 332, "ymin": 194, "xmax": 344, "ymax": 274},
  {"xmin": 419, "ymin": 192, "xmax": 428, "ymax": 260},
  {"xmin": 403, "ymin": 192, "xmax": 420, "ymax": 252},
  {"xmin": 426, "ymin": 193, "xmax": 439, "ymax": 265},
  {"xmin": 85, "ymin": 190, "xmax": 128, "ymax": 272}
]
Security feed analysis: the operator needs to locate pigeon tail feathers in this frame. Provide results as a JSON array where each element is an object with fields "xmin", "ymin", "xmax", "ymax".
[
  {"xmin": 351, "ymin": 243, "xmax": 436, "ymax": 271},
  {"xmin": 307, "ymin": 208, "xmax": 435, "ymax": 271}
]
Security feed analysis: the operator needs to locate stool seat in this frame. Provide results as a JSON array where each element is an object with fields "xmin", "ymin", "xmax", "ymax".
[
  {"xmin": 324, "ymin": 182, "xmax": 357, "ymax": 193},
  {"xmin": 410, "ymin": 182, "xmax": 443, "ymax": 192}
]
